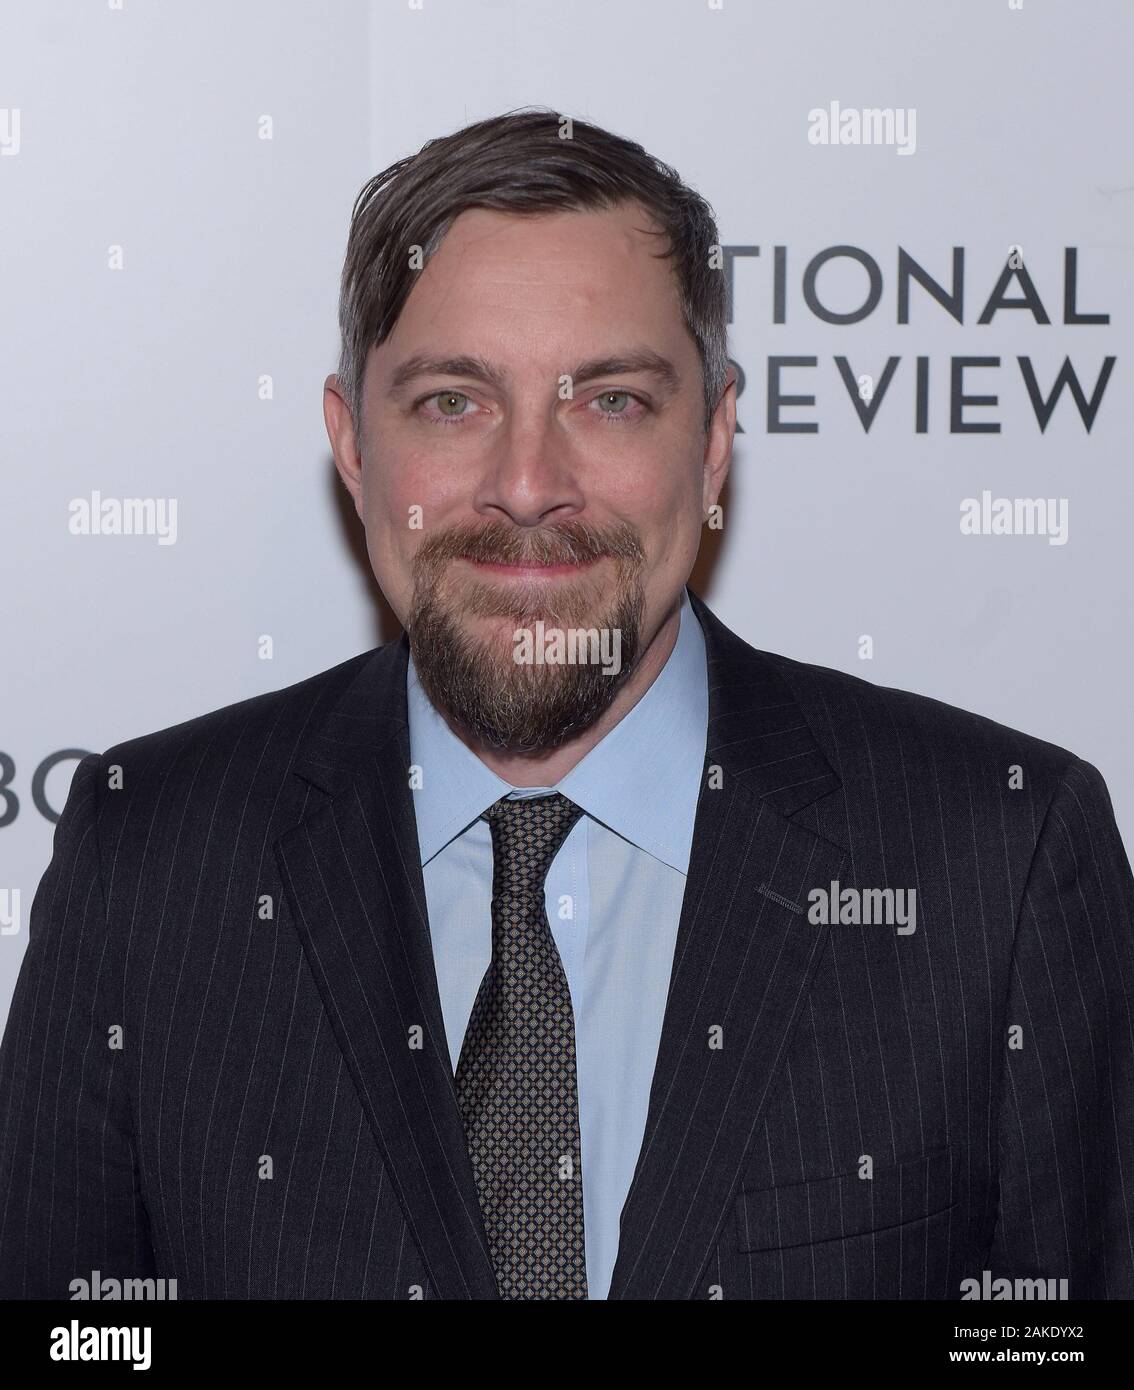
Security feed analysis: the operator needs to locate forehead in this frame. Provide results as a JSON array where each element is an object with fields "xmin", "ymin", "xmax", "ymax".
[{"xmin": 385, "ymin": 202, "xmax": 686, "ymax": 343}]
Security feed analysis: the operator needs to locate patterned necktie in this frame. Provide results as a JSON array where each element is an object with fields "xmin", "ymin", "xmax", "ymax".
[{"xmin": 454, "ymin": 792, "xmax": 589, "ymax": 1300}]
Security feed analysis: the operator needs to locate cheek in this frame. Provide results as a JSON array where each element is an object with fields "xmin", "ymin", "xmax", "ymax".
[
  {"xmin": 360, "ymin": 457, "xmax": 416, "ymax": 546},
  {"xmin": 357, "ymin": 471, "xmax": 410, "ymax": 580},
  {"xmin": 625, "ymin": 461, "xmax": 701, "ymax": 535},
  {"xmin": 371, "ymin": 451, "xmax": 469, "ymax": 527},
  {"xmin": 591, "ymin": 443, "xmax": 690, "ymax": 511},
  {"xmin": 640, "ymin": 482, "xmax": 704, "ymax": 572}
]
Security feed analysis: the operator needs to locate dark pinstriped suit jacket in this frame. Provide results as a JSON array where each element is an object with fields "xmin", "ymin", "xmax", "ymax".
[{"xmin": 3, "ymin": 586, "xmax": 1134, "ymax": 1300}]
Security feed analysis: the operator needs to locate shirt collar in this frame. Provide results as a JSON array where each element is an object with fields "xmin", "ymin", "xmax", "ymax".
[{"xmin": 406, "ymin": 585, "xmax": 708, "ymax": 875}]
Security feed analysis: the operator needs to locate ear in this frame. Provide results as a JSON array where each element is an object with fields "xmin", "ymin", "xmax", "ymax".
[
  {"xmin": 702, "ymin": 367, "xmax": 737, "ymax": 517},
  {"xmin": 324, "ymin": 373, "xmax": 364, "ymax": 518}
]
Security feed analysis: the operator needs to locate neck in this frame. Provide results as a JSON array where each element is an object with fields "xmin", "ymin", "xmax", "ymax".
[{"xmin": 442, "ymin": 594, "xmax": 683, "ymax": 787}]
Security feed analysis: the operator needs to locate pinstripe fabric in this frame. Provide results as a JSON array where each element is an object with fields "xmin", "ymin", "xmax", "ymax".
[{"xmin": 2, "ymin": 585, "xmax": 1133, "ymax": 1299}]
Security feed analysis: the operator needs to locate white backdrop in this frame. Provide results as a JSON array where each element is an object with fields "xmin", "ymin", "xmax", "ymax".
[{"xmin": 2, "ymin": 0, "xmax": 1131, "ymax": 1023}]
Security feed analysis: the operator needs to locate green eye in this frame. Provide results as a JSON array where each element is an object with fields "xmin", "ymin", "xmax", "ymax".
[
  {"xmin": 436, "ymin": 391, "xmax": 469, "ymax": 416},
  {"xmin": 596, "ymin": 391, "xmax": 631, "ymax": 413}
]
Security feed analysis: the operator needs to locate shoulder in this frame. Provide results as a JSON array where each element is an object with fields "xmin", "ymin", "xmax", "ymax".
[
  {"xmin": 761, "ymin": 647, "xmax": 1097, "ymax": 812},
  {"xmin": 90, "ymin": 647, "xmax": 381, "ymax": 815}
]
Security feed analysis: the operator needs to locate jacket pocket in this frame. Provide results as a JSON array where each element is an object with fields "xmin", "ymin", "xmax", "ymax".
[{"xmin": 736, "ymin": 1145, "xmax": 956, "ymax": 1253}]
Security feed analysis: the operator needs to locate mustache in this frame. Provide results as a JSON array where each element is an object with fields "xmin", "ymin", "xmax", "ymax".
[{"xmin": 415, "ymin": 518, "xmax": 645, "ymax": 573}]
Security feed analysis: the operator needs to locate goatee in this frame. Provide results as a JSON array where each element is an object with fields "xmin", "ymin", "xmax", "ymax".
[{"xmin": 406, "ymin": 518, "xmax": 646, "ymax": 754}]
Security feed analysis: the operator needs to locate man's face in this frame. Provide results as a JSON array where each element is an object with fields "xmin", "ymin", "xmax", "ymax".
[{"xmin": 328, "ymin": 201, "xmax": 733, "ymax": 752}]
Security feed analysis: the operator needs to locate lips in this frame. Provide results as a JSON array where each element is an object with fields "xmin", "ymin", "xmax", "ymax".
[{"xmin": 461, "ymin": 555, "xmax": 598, "ymax": 577}]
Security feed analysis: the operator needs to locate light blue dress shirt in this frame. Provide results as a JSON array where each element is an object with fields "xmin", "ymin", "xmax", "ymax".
[{"xmin": 406, "ymin": 585, "xmax": 708, "ymax": 1299}]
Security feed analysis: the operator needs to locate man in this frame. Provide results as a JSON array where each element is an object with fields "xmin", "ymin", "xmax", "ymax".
[{"xmin": 2, "ymin": 108, "xmax": 1133, "ymax": 1302}]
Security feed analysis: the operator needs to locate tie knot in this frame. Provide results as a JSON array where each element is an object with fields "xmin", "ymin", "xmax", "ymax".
[{"xmin": 482, "ymin": 792, "xmax": 585, "ymax": 895}]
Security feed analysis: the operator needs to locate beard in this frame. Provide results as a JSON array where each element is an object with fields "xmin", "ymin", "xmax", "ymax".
[{"xmin": 405, "ymin": 517, "xmax": 647, "ymax": 754}]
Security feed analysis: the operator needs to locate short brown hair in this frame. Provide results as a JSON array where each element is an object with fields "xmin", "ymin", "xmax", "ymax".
[{"xmin": 335, "ymin": 107, "xmax": 729, "ymax": 444}]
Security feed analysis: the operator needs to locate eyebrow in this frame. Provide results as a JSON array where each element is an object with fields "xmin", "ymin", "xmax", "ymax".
[{"xmin": 388, "ymin": 348, "xmax": 681, "ymax": 395}]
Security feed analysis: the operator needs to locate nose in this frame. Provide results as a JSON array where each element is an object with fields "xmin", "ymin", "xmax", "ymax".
[{"xmin": 470, "ymin": 406, "xmax": 584, "ymax": 529}]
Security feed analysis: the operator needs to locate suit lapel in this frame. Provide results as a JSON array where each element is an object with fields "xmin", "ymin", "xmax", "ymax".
[
  {"xmin": 274, "ymin": 633, "xmax": 499, "ymax": 1300},
  {"xmin": 607, "ymin": 589, "xmax": 846, "ymax": 1299}
]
